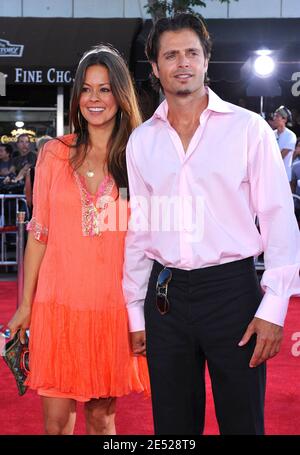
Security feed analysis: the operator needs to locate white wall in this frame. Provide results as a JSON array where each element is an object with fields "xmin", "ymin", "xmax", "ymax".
[
  {"xmin": 229, "ymin": 0, "xmax": 281, "ymax": 18},
  {"xmin": 282, "ymin": 0, "xmax": 300, "ymax": 17},
  {"xmin": 194, "ymin": 0, "xmax": 228, "ymax": 18},
  {"xmin": 125, "ymin": 0, "xmax": 150, "ymax": 18},
  {"xmin": 0, "ymin": 0, "xmax": 22, "ymax": 17},
  {"xmin": 74, "ymin": 0, "xmax": 124, "ymax": 18},
  {"xmin": 23, "ymin": 0, "xmax": 72, "ymax": 17},
  {"xmin": 0, "ymin": 0, "xmax": 300, "ymax": 18}
]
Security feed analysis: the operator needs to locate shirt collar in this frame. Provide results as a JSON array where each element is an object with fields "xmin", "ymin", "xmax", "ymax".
[
  {"xmin": 152, "ymin": 86, "xmax": 233, "ymax": 123},
  {"xmin": 206, "ymin": 87, "xmax": 233, "ymax": 114}
]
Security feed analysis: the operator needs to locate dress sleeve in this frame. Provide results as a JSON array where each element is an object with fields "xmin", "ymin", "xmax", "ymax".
[{"xmin": 27, "ymin": 142, "xmax": 54, "ymax": 243}]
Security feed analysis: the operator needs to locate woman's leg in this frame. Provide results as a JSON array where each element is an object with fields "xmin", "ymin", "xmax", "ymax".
[
  {"xmin": 84, "ymin": 397, "xmax": 116, "ymax": 435},
  {"xmin": 42, "ymin": 397, "xmax": 77, "ymax": 435}
]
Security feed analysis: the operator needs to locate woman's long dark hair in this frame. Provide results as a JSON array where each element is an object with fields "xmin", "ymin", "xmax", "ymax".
[{"xmin": 69, "ymin": 43, "xmax": 142, "ymax": 193}]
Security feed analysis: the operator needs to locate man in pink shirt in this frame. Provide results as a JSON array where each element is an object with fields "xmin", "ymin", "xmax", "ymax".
[{"xmin": 123, "ymin": 14, "xmax": 300, "ymax": 435}]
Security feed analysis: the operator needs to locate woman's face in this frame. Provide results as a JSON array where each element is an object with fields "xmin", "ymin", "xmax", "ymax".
[{"xmin": 79, "ymin": 64, "xmax": 118, "ymax": 129}]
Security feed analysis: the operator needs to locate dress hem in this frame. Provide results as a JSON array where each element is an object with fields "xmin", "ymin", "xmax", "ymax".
[{"xmin": 29, "ymin": 384, "xmax": 150, "ymax": 402}]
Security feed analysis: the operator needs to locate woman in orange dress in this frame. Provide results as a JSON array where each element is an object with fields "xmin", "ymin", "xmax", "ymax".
[{"xmin": 8, "ymin": 44, "xmax": 149, "ymax": 435}]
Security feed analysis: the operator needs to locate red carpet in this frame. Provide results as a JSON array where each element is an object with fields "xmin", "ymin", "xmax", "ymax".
[{"xmin": 0, "ymin": 281, "xmax": 299, "ymax": 434}]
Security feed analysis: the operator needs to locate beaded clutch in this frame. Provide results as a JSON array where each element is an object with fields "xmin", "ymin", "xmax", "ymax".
[{"xmin": 2, "ymin": 330, "xmax": 29, "ymax": 396}]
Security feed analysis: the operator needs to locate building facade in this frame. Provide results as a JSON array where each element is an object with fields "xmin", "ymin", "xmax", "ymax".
[{"xmin": 1, "ymin": 0, "xmax": 300, "ymax": 19}]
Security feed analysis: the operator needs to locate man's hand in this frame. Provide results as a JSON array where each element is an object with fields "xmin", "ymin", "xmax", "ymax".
[
  {"xmin": 130, "ymin": 330, "xmax": 146, "ymax": 356},
  {"xmin": 238, "ymin": 317, "xmax": 283, "ymax": 368}
]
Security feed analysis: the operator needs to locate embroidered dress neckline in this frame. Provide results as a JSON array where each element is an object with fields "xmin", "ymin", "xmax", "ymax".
[
  {"xmin": 77, "ymin": 172, "xmax": 110, "ymax": 199},
  {"xmin": 74, "ymin": 172, "xmax": 115, "ymax": 236}
]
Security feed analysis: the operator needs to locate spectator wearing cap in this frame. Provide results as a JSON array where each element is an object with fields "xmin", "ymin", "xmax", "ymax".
[{"xmin": 273, "ymin": 106, "xmax": 297, "ymax": 181}]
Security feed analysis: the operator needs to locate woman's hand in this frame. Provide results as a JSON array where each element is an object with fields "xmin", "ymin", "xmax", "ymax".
[{"xmin": 7, "ymin": 304, "xmax": 32, "ymax": 344}]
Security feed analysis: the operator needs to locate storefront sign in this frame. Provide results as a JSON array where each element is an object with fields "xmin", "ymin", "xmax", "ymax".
[
  {"xmin": 0, "ymin": 71, "xmax": 6, "ymax": 95},
  {"xmin": 15, "ymin": 67, "xmax": 73, "ymax": 84},
  {"xmin": 0, "ymin": 39, "xmax": 24, "ymax": 57},
  {"xmin": 1, "ymin": 128, "xmax": 36, "ymax": 144}
]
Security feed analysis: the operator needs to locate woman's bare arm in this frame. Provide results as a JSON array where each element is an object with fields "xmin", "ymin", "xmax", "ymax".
[{"xmin": 8, "ymin": 232, "xmax": 47, "ymax": 343}]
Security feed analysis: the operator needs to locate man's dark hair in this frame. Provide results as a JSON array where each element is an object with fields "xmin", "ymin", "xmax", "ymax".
[
  {"xmin": 16, "ymin": 133, "xmax": 30, "ymax": 142},
  {"xmin": 0, "ymin": 143, "xmax": 13, "ymax": 157},
  {"xmin": 145, "ymin": 13, "xmax": 212, "ymax": 91}
]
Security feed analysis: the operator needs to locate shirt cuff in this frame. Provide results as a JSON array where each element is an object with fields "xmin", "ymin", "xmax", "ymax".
[
  {"xmin": 127, "ymin": 303, "xmax": 145, "ymax": 332},
  {"xmin": 254, "ymin": 293, "xmax": 290, "ymax": 327}
]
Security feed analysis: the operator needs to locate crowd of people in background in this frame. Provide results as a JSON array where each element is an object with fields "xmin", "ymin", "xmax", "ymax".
[{"xmin": 0, "ymin": 134, "xmax": 52, "ymax": 212}]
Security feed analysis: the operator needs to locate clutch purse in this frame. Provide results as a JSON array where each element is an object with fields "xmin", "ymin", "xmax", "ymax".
[{"xmin": 2, "ymin": 329, "xmax": 29, "ymax": 396}]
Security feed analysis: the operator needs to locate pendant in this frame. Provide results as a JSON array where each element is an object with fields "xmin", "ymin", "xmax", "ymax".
[{"xmin": 86, "ymin": 170, "xmax": 95, "ymax": 178}]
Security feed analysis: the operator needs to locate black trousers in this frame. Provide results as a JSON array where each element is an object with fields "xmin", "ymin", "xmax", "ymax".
[{"xmin": 145, "ymin": 257, "xmax": 266, "ymax": 435}]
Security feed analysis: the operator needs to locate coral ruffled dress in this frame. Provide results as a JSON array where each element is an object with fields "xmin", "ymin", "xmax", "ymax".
[{"xmin": 26, "ymin": 135, "xmax": 149, "ymax": 401}]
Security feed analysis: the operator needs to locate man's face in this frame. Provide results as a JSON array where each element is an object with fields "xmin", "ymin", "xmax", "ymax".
[
  {"xmin": 17, "ymin": 135, "xmax": 30, "ymax": 155},
  {"xmin": 0, "ymin": 146, "xmax": 8, "ymax": 160},
  {"xmin": 151, "ymin": 28, "xmax": 208, "ymax": 98},
  {"xmin": 273, "ymin": 113, "xmax": 286, "ymax": 130}
]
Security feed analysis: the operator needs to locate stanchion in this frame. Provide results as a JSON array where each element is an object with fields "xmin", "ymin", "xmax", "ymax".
[{"xmin": 16, "ymin": 211, "xmax": 26, "ymax": 309}]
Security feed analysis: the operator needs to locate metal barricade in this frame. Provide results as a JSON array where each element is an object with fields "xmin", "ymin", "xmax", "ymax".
[{"xmin": 0, "ymin": 194, "xmax": 29, "ymax": 266}]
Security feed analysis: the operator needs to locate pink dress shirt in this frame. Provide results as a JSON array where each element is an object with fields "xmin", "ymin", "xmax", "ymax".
[{"xmin": 123, "ymin": 87, "xmax": 300, "ymax": 332}]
